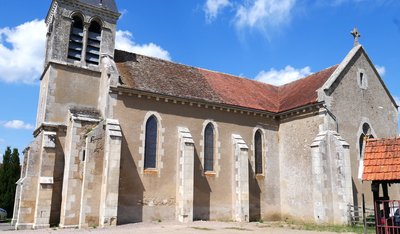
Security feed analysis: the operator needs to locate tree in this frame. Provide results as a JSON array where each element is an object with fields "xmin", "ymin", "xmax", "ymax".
[{"xmin": 0, "ymin": 147, "xmax": 21, "ymax": 218}]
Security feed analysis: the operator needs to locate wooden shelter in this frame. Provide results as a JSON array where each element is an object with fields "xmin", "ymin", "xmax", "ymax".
[{"xmin": 363, "ymin": 137, "xmax": 400, "ymax": 233}]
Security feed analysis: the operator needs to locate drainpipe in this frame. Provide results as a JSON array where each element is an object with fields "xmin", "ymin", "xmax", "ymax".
[{"xmin": 322, "ymin": 105, "xmax": 339, "ymax": 133}]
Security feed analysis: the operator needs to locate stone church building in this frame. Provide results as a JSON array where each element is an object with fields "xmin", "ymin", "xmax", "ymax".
[{"xmin": 12, "ymin": 0, "xmax": 398, "ymax": 230}]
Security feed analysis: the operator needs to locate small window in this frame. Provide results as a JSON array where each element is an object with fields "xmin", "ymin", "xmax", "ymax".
[
  {"xmin": 254, "ymin": 130, "xmax": 263, "ymax": 174},
  {"xmin": 68, "ymin": 15, "xmax": 84, "ymax": 61},
  {"xmin": 204, "ymin": 123, "xmax": 214, "ymax": 172},
  {"xmin": 358, "ymin": 69, "xmax": 368, "ymax": 89},
  {"xmin": 144, "ymin": 115, "xmax": 158, "ymax": 169},
  {"xmin": 86, "ymin": 20, "xmax": 102, "ymax": 65}
]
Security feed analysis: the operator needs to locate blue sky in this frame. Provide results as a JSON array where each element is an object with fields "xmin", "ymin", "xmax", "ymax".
[{"xmin": 0, "ymin": 0, "xmax": 399, "ymax": 159}]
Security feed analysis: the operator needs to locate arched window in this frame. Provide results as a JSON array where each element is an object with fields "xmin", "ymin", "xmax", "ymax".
[
  {"xmin": 359, "ymin": 134, "xmax": 365, "ymax": 158},
  {"xmin": 86, "ymin": 20, "xmax": 102, "ymax": 65},
  {"xmin": 144, "ymin": 115, "xmax": 158, "ymax": 169},
  {"xmin": 68, "ymin": 15, "xmax": 84, "ymax": 61},
  {"xmin": 204, "ymin": 123, "xmax": 214, "ymax": 172},
  {"xmin": 254, "ymin": 130, "xmax": 263, "ymax": 174},
  {"xmin": 359, "ymin": 123, "xmax": 371, "ymax": 158}
]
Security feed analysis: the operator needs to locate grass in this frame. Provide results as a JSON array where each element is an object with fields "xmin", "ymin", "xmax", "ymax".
[
  {"xmin": 257, "ymin": 220, "xmax": 376, "ymax": 233},
  {"xmin": 300, "ymin": 223, "xmax": 375, "ymax": 233}
]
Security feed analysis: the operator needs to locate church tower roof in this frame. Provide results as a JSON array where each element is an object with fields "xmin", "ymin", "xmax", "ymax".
[{"xmin": 78, "ymin": 0, "xmax": 118, "ymax": 13}]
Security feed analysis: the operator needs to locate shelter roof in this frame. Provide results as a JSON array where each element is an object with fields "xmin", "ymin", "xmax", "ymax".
[
  {"xmin": 114, "ymin": 50, "xmax": 338, "ymax": 113},
  {"xmin": 363, "ymin": 138, "xmax": 400, "ymax": 181}
]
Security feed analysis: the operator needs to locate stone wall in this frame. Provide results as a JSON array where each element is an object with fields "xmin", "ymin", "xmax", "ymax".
[
  {"xmin": 79, "ymin": 123, "xmax": 105, "ymax": 228},
  {"xmin": 278, "ymin": 112, "xmax": 323, "ymax": 222},
  {"xmin": 114, "ymin": 92, "xmax": 281, "ymax": 223}
]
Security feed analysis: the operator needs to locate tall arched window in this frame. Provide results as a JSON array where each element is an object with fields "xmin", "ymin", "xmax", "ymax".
[
  {"xmin": 254, "ymin": 130, "xmax": 263, "ymax": 174},
  {"xmin": 144, "ymin": 115, "xmax": 158, "ymax": 169},
  {"xmin": 204, "ymin": 123, "xmax": 214, "ymax": 172},
  {"xmin": 68, "ymin": 15, "xmax": 84, "ymax": 61},
  {"xmin": 86, "ymin": 20, "xmax": 102, "ymax": 65}
]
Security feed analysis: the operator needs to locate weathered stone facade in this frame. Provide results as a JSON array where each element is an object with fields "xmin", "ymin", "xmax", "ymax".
[{"xmin": 12, "ymin": 0, "xmax": 398, "ymax": 230}]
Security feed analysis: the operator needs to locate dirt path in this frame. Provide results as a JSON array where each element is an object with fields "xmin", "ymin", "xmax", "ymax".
[{"xmin": 1, "ymin": 221, "xmax": 357, "ymax": 234}]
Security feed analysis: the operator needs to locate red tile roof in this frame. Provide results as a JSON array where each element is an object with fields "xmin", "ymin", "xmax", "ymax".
[
  {"xmin": 363, "ymin": 138, "xmax": 400, "ymax": 181},
  {"xmin": 114, "ymin": 50, "xmax": 338, "ymax": 113}
]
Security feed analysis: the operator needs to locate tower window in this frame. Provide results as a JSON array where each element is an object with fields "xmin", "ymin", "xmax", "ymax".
[
  {"xmin": 68, "ymin": 16, "xmax": 84, "ymax": 61},
  {"xmin": 86, "ymin": 21, "xmax": 102, "ymax": 65}
]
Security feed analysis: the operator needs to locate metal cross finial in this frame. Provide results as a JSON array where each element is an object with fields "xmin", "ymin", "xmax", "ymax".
[{"xmin": 351, "ymin": 27, "xmax": 361, "ymax": 47}]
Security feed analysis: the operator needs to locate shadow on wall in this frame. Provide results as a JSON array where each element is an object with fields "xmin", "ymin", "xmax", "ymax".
[
  {"xmin": 117, "ymin": 133, "xmax": 145, "ymax": 224},
  {"xmin": 49, "ymin": 131, "xmax": 66, "ymax": 227},
  {"xmin": 193, "ymin": 148, "xmax": 211, "ymax": 221},
  {"xmin": 352, "ymin": 178, "xmax": 359, "ymax": 211},
  {"xmin": 249, "ymin": 161, "xmax": 261, "ymax": 222}
]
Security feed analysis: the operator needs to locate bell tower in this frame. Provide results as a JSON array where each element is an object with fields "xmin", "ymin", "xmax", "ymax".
[
  {"xmin": 45, "ymin": 0, "xmax": 120, "ymax": 67},
  {"xmin": 36, "ymin": 0, "xmax": 120, "ymax": 127}
]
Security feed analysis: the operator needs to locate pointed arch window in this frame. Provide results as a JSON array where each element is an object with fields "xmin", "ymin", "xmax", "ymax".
[
  {"xmin": 68, "ymin": 15, "xmax": 84, "ymax": 61},
  {"xmin": 204, "ymin": 123, "xmax": 214, "ymax": 172},
  {"xmin": 359, "ymin": 123, "xmax": 372, "ymax": 158},
  {"xmin": 144, "ymin": 115, "xmax": 158, "ymax": 169},
  {"xmin": 254, "ymin": 130, "xmax": 263, "ymax": 175},
  {"xmin": 86, "ymin": 20, "xmax": 102, "ymax": 65}
]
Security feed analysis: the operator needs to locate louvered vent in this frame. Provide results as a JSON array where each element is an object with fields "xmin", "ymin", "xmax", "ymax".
[
  {"xmin": 68, "ymin": 16, "xmax": 84, "ymax": 61},
  {"xmin": 86, "ymin": 21, "xmax": 102, "ymax": 65}
]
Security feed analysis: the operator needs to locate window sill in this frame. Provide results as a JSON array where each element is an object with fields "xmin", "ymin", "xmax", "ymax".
[
  {"xmin": 255, "ymin": 174, "xmax": 265, "ymax": 180},
  {"xmin": 143, "ymin": 169, "xmax": 158, "ymax": 175},
  {"xmin": 204, "ymin": 171, "xmax": 216, "ymax": 177}
]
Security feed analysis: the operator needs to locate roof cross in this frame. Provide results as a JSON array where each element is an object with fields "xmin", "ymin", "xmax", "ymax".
[{"xmin": 351, "ymin": 27, "xmax": 361, "ymax": 47}]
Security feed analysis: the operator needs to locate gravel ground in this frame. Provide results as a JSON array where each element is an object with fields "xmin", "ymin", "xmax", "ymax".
[{"xmin": 1, "ymin": 221, "xmax": 357, "ymax": 234}]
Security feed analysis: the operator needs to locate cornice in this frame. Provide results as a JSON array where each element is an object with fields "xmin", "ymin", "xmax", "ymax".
[{"xmin": 110, "ymin": 86, "xmax": 323, "ymax": 121}]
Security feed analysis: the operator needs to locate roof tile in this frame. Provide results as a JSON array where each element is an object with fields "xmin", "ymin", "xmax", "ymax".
[
  {"xmin": 363, "ymin": 137, "xmax": 400, "ymax": 181},
  {"xmin": 114, "ymin": 50, "xmax": 338, "ymax": 113}
]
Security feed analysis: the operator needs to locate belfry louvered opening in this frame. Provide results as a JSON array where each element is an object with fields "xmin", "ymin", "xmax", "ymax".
[
  {"xmin": 86, "ymin": 21, "xmax": 102, "ymax": 65},
  {"xmin": 68, "ymin": 16, "xmax": 84, "ymax": 61}
]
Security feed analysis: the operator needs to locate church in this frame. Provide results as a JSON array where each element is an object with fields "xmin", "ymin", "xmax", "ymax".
[{"xmin": 11, "ymin": 0, "xmax": 398, "ymax": 230}]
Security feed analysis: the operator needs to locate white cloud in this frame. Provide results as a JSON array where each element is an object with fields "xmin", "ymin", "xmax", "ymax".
[
  {"xmin": 2, "ymin": 120, "xmax": 34, "ymax": 130},
  {"xmin": 0, "ymin": 19, "xmax": 46, "ymax": 83},
  {"xmin": 234, "ymin": 0, "xmax": 296, "ymax": 33},
  {"xmin": 375, "ymin": 65, "xmax": 386, "ymax": 76},
  {"xmin": 204, "ymin": 0, "xmax": 231, "ymax": 22},
  {"xmin": 255, "ymin": 65, "xmax": 312, "ymax": 86},
  {"xmin": 115, "ymin": 30, "xmax": 171, "ymax": 61}
]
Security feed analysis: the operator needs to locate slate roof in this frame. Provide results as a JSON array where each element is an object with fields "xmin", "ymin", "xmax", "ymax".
[
  {"xmin": 79, "ymin": 0, "xmax": 118, "ymax": 12},
  {"xmin": 114, "ymin": 50, "xmax": 338, "ymax": 113},
  {"xmin": 363, "ymin": 138, "xmax": 400, "ymax": 181}
]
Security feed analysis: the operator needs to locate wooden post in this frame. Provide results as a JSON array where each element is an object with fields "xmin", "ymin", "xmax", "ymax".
[
  {"xmin": 382, "ymin": 182, "xmax": 390, "ymax": 218},
  {"xmin": 362, "ymin": 193, "xmax": 366, "ymax": 234},
  {"xmin": 371, "ymin": 181, "xmax": 380, "ymax": 234}
]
